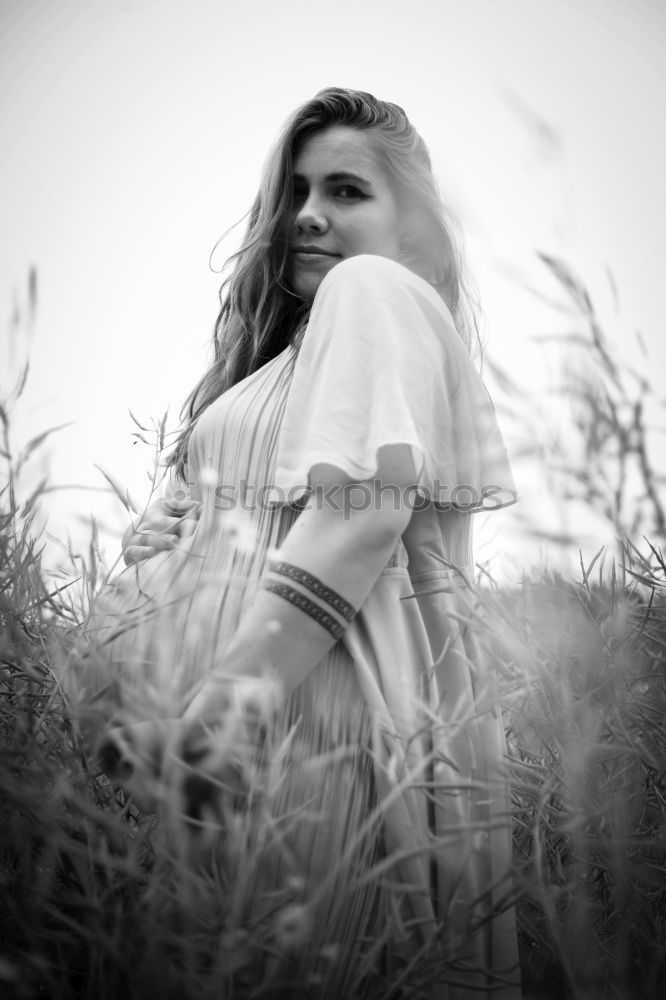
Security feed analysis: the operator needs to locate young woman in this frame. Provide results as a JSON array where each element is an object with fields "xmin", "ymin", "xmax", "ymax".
[{"xmin": 81, "ymin": 88, "xmax": 521, "ymax": 998}]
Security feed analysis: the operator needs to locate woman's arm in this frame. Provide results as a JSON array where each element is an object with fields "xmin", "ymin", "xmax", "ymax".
[
  {"xmin": 95, "ymin": 447, "xmax": 417, "ymax": 809},
  {"xmin": 183, "ymin": 444, "xmax": 417, "ymax": 722}
]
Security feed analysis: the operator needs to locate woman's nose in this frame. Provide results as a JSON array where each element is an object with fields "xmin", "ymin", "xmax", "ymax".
[{"xmin": 294, "ymin": 194, "xmax": 329, "ymax": 234}]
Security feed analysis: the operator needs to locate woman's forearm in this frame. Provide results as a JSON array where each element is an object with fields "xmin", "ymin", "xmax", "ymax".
[{"xmin": 183, "ymin": 455, "xmax": 417, "ymax": 721}]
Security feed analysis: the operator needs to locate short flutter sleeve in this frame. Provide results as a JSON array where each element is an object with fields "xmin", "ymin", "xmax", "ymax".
[{"xmin": 274, "ymin": 255, "xmax": 517, "ymax": 513}]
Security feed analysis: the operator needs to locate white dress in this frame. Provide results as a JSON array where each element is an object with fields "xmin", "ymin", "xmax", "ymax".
[{"xmin": 83, "ymin": 255, "xmax": 521, "ymax": 999}]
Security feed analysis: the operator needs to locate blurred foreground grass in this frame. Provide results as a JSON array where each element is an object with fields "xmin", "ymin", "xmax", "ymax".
[
  {"xmin": 1, "ymin": 394, "xmax": 665, "ymax": 1000},
  {"xmin": 2, "ymin": 254, "xmax": 665, "ymax": 998}
]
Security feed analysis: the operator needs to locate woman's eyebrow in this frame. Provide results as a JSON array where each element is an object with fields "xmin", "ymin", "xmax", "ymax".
[
  {"xmin": 293, "ymin": 171, "xmax": 373, "ymax": 187},
  {"xmin": 326, "ymin": 171, "xmax": 372, "ymax": 186}
]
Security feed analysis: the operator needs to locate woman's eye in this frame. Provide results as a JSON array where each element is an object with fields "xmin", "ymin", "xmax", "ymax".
[{"xmin": 335, "ymin": 185, "xmax": 365, "ymax": 200}]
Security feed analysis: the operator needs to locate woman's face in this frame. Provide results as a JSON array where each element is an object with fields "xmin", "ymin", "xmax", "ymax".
[{"xmin": 287, "ymin": 125, "xmax": 402, "ymax": 301}]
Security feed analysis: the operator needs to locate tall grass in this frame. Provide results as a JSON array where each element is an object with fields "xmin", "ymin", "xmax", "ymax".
[
  {"xmin": 489, "ymin": 550, "xmax": 666, "ymax": 998},
  {"xmin": 1, "ymin": 262, "xmax": 665, "ymax": 999}
]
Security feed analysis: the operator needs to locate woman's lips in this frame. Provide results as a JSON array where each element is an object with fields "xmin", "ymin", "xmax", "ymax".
[
  {"xmin": 292, "ymin": 249, "xmax": 340, "ymax": 263},
  {"xmin": 292, "ymin": 250, "xmax": 340, "ymax": 257}
]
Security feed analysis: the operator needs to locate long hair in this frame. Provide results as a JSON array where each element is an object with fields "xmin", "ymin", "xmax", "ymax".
[{"xmin": 169, "ymin": 87, "xmax": 480, "ymax": 477}]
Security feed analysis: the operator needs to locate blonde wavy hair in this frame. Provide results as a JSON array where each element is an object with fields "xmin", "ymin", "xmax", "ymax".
[{"xmin": 170, "ymin": 86, "xmax": 479, "ymax": 477}]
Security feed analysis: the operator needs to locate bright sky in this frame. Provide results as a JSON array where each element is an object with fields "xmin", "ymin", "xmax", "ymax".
[{"xmin": 1, "ymin": 0, "xmax": 665, "ymax": 582}]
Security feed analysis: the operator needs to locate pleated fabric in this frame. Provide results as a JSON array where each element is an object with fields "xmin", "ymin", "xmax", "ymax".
[{"xmin": 81, "ymin": 255, "xmax": 522, "ymax": 998}]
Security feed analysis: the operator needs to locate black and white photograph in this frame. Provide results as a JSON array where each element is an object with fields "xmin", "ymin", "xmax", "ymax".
[{"xmin": 1, "ymin": 2, "xmax": 664, "ymax": 998}]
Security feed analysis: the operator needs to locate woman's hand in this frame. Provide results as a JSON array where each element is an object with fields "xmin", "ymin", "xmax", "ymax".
[
  {"xmin": 96, "ymin": 718, "xmax": 173, "ymax": 812},
  {"xmin": 122, "ymin": 497, "xmax": 201, "ymax": 566},
  {"xmin": 96, "ymin": 677, "xmax": 276, "ymax": 821}
]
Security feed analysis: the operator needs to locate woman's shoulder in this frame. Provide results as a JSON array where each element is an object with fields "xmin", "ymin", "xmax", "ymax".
[
  {"xmin": 304, "ymin": 255, "xmax": 463, "ymax": 367},
  {"xmin": 314, "ymin": 254, "xmax": 454, "ymax": 324},
  {"xmin": 322, "ymin": 253, "xmax": 404, "ymax": 283}
]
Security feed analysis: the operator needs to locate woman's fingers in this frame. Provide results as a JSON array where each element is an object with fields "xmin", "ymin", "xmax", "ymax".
[
  {"xmin": 95, "ymin": 702, "xmax": 266, "ymax": 824},
  {"xmin": 96, "ymin": 718, "xmax": 229, "ymax": 820},
  {"xmin": 121, "ymin": 498, "xmax": 202, "ymax": 564},
  {"xmin": 123, "ymin": 544, "xmax": 156, "ymax": 565},
  {"xmin": 137, "ymin": 498, "xmax": 199, "ymax": 532},
  {"xmin": 96, "ymin": 720, "xmax": 172, "ymax": 812},
  {"xmin": 138, "ymin": 530, "xmax": 179, "ymax": 550},
  {"xmin": 162, "ymin": 498, "xmax": 201, "ymax": 518},
  {"xmin": 123, "ymin": 531, "xmax": 176, "ymax": 565},
  {"xmin": 138, "ymin": 511, "xmax": 181, "ymax": 534}
]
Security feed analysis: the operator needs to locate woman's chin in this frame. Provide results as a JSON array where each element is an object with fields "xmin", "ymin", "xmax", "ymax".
[{"xmin": 290, "ymin": 259, "xmax": 341, "ymax": 301}]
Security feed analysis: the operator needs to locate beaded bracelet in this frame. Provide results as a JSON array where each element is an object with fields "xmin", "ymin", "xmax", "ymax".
[
  {"xmin": 267, "ymin": 560, "xmax": 357, "ymax": 623},
  {"xmin": 261, "ymin": 579, "xmax": 346, "ymax": 640}
]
